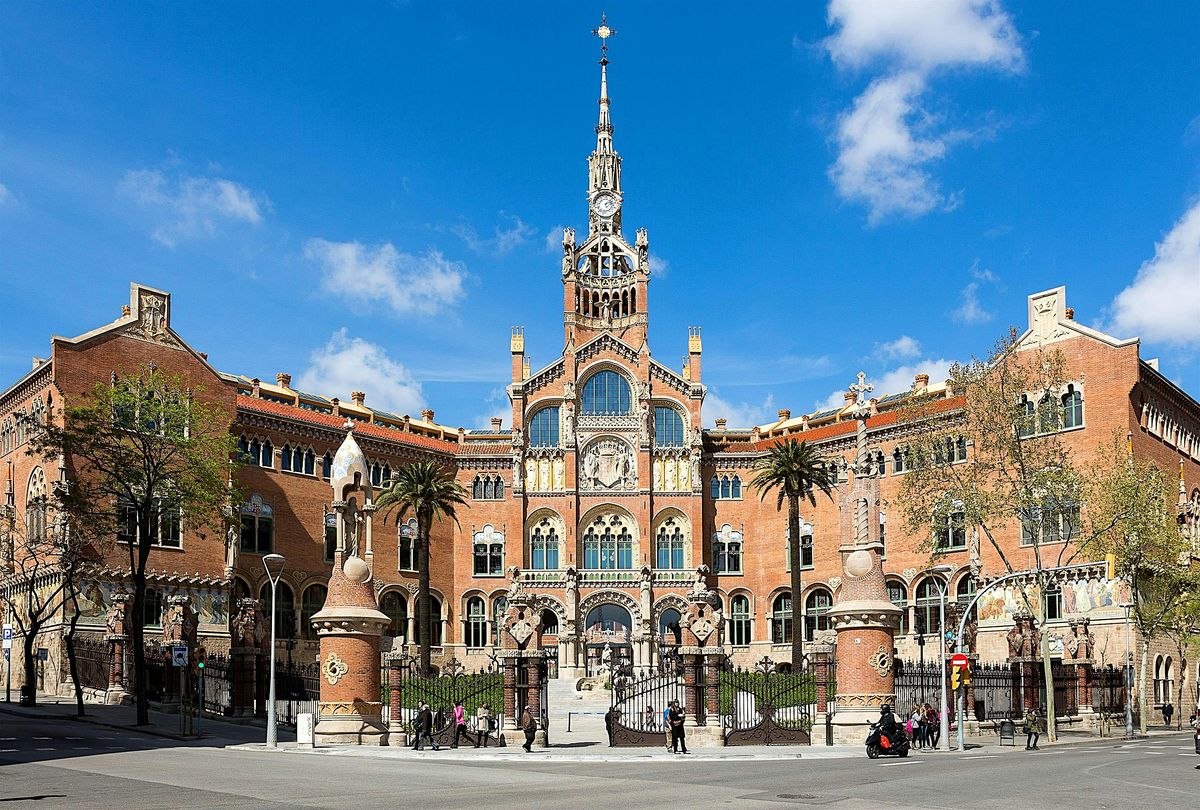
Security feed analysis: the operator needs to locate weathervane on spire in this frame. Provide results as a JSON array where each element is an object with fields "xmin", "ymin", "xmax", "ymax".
[{"xmin": 592, "ymin": 12, "xmax": 616, "ymax": 62}]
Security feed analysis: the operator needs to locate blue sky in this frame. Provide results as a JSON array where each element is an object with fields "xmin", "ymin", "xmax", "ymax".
[{"xmin": 2, "ymin": 1, "xmax": 1198, "ymax": 428}]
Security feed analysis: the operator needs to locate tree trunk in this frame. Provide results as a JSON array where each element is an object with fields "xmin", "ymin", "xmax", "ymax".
[
  {"xmin": 787, "ymin": 494, "xmax": 803, "ymax": 671},
  {"xmin": 130, "ymin": 568, "xmax": 149, "ymax": 725},
  {"xmin": 417, "ymin": 510, "xmax": 432, "ymax": 677},
  {"xmin": 65, "ymin": 584, "xmax": 84, "ymax": 717},
  {"xmin": 1175, "ymin": 649, "xmax": 1186, "ymax": 731},
  {"xmin": 1040, "ymin": 627, "xmax": 1057, "ymax": 742},
  {"xmin": 21, "ymin": 620, "xmax": 39, "ymax": 706},
  {"xmin": 1137, "ymin": 632, "xmax": 1150, "ymax": 735}
]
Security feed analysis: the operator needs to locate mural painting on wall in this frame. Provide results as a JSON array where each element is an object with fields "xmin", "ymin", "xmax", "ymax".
[
  {"xmin": 77, "ymin": 580, "xmax": 230, "ymax": 626},
  {"xmin": 976, "ymin": 576, "xmax": 1130, "ymax": 623}
]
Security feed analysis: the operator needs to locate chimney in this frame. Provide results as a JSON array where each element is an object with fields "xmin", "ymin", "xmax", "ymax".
[
  {"xmin": 914, "ymin": 373, "xmax": 930, "ymax": 391},
  {"xmin": 490, "ymin": 417, "xmax": 503, "ymax": 432},
  {"xmin": 350, "ymin": 391, "xmax": 365, "ymax": 407},
  {"xmin": 421, "ymin": 408, "xmax": 435, "ymax": 423},
  {"xmin": 777, "ymin": 409, "xmax": 791, "ymax": 421},
  {"xmin": 330, "ymin": 397, "xmax": 340, "ymax": 416},
  {"xmin": 801, "ymin": 415, "xmax": 810, "ymax": 430},
  {"xmin": 715, "ymin": 417, "xmax": 728, "ymax": 431},
  {"xmin": 1065, "ymin": 307, "xmax": 1075, "ymax": 320},
  {"xmin": 458, "ymin": 427, "xmax": 466, "ymax": 444},
  {"xmin": 251, "ymin": 378, "xmax": 261, "ymax": 397},
  {"xmin": 843, "ymin": 391, "xmax": 855, "ymax": 404},
  {"xmin": 750, "ymin": 426, "xmax": 761, "ymax": 441},
  {"xmin": 402, "ymin": 415, "xmax": 411, "ymax": 431},
  {"xmin": 199, "ymin": 352, "xmax": 208, "ymax": 360}
]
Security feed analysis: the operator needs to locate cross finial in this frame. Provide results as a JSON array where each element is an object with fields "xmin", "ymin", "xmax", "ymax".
[
  {"xmin": 592, "ymin": 12, "xmax": 616, "ymax": 62},
  {"xmin": 849, "ymin": 371, "xmax": 874, "ymax": 414}
]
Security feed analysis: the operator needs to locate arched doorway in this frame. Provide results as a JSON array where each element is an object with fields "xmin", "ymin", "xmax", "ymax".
[{"xmin": 584, "ymin": 603, "xmax": 633, "ymax": 676}]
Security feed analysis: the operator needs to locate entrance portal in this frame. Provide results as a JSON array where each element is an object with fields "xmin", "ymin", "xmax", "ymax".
[{"xmin": 584, "ymin": 603, "xmax": 633, "ymax": 676}]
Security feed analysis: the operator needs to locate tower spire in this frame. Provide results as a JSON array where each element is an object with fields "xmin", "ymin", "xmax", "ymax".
[
  {"xmin": 587, "ymin": 14, "xmax": 622, "ymax": 233},
  {"xmin": 593, "ymin": 14, "xmax": 615, "ymax": 155}
]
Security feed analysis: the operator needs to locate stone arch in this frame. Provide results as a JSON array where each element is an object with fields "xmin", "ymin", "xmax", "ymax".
[
  {"xmin": 577, "ymin": 503, "xmax": 640, "ymax": 568},
  {"xmin": 535, "ymin": 595, "xmax": 568, "ymax": 636},
  {"xmin": 526, "ymin": 507, "xmax": 566, "ymax": 570},
  {"xmin": 577, "ymin": 359, "xmax": 637, "ymax": 395},
  {"xmin": 652, "ymin": 593, "xmax": 690, "ymax": 624},
  {"xmin": 578, "ymin": 589, "xmax": 642, "ymax": 629},
  {"xmin": 650, "ymin": 507, "xmax": 690, "ymax": 569}
]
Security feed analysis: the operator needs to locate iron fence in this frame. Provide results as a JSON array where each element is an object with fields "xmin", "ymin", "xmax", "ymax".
[
  {"xmin": 609, "ymin": 661, "xmax": 685, "ymax": 746},
  {"xmin": 390, "ymin": 656, "xmax": 505, "ymax": 747},
  {"xmin": 199, "ymin": 653, "xmax": 233, "ymax": 716},
  {"xmin": 64, "ymin": 636, "xmax": 110, "ymax": 692},
  {"xmin": 723, "ymin": 656, "xmax": 817, "ymax": 746},
  {"xmin": 893, "ymin": 659, "xmax": 952, "ymax": 721}
]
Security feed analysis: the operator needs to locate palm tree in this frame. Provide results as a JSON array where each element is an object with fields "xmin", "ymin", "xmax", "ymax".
[
  {"xmin": 752, "ymin": 439, "xmax": 836, "ymax": 670},
  {"xmin": 376, "ymin": 460, "xmax": 467, "ymax": 675}
]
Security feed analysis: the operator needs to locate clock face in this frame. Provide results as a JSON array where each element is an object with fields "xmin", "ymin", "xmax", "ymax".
[{"xmin": 593, "ymin": 193, "xmax": 618, "ymax": 218}]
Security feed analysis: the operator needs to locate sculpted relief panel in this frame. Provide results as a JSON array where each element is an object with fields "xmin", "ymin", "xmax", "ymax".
[{"xmin": 581, "ymin": 438, "xmax": 637, "ymax": 492}]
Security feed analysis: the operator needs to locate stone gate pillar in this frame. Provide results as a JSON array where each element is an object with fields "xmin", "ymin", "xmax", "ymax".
[
  {"xmin": 159, "ymin": 595, "xmax": 197, "ymax": 710},
  {"xmin": 498, "ymin": 567, "xmax": 547, "ymax": 747},
  {"xmin": 229, "ymin": 598, "xmax": 262, "ymax": 718},
  {"xmin": 104, "ymin": 590, "xmax": 131, "ymax": 705},
  {"xmin": 309, "ymin": 423, "xmax": 390, "ymax": 746},
  {"xmin": 677, "ymin": 567, "xmax": 724, "ymax": 747}
]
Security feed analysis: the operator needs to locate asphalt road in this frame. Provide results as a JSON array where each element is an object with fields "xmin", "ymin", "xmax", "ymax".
[{"xmin": 0, "ymin": 713, "xmax": 1196, "ymax": 809}]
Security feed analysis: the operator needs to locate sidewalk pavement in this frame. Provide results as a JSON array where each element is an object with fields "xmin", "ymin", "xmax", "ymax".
[{"xmin": 0, "ymin": 692, "xmax": 294, "ymax": 745}]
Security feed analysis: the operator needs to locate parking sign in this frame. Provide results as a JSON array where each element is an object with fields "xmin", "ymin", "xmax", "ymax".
[
  {"xmin": 2, "ymin": 623, "xmax": 12, "ymax": 649},
  {"xmin": 171, "ymin": 645, "xmax": 188, "ymax": 667}
]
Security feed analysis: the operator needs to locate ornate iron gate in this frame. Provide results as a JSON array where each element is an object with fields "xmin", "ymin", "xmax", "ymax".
[
  {"xmin": 394, "ymin": 656, "xmax": 505, "ymax": 747},
  {"xmin": 722, "ymin": 657, "xmax": 815, "ymax": 746},
  {"xmin": 609, "ymin": 663, "xmax": 684, "ymax": 746}
]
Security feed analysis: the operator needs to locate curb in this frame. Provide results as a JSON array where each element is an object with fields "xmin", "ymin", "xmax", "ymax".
[{"xmin": 0, "ymin": 702, "xmax": 196, "ymax": 741}]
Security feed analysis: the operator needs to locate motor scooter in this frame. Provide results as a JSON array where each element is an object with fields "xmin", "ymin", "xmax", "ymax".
[{"xmin": 866, "ymin": 722, "xmax": 910, "ymax": 759}]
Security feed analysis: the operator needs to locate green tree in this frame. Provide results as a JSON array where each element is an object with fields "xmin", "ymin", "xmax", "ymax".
[
  {"xmin": 1086, "ymin": 437, "xmax": 1194, "ymax": 734},
  {"xmin": 27, "ymin": 368, "xmax": 237, "ymax": 726},
  {"xmin": 896, "ymin": 332, "xmax": 1144, "ymax": 741},
  {"xmin": 1162, "ymin": 583, "xmax": 1200, "ymax": 729},
  {"xmin": 376, "ymin": 460, "xmax": 467, "ymax": 675},
  {"xmin": 752, "ymin": 438, "xmax": 835, "ymax": 669}
]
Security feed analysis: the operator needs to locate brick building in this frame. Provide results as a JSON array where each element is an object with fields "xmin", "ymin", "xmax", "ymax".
[{"xmin": 3, "ymin": 50, "xmax": 1199, "ymax": 709}]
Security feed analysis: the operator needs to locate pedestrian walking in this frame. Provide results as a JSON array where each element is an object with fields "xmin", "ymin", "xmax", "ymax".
[
  {"xmin": 910, "ymin": 705, "xmax": 924, "ymax": 749},
  {"xmin": 663, "ymin": 703, "xmax": 672, "ymax": 752},
  {"xmin": 605, "ymin": 706, "xmax": 618, "ymax": 746},
  {"xmin": 1162, "ymin": 701, "xmax": 1174, "ymax": 728},
  {"xmin": 451, "ymin": 700, "xmax": 468, "ymax": 748},
  {"xmin": 925, "ymin": 703, "xmax": 940, "ymax": 749},
  {"xmin": 1024, "ymin": 706, "xmax": 1042, "ymax": 750},
  {"xmin": 413, "ymin": 702, "xmax": 439, "ymax": 751},
  {"xmin": 520, "ymin": 704, "xmax": 537, "ymax": 753},
  {"xmin": 474, "ymin": 702, "xmax": 492, "ymax": 748},
  {"xmin": 643, "ymin": 703, "xmax": 656, "ymax": 731},
  {"xmin": 668, "ymin": 700, "xmax": 689, "ymax": 754}
]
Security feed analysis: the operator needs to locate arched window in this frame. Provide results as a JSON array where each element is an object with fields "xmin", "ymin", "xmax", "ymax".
[
  {"xmin": 398, "ymin": 519, "xmax": 417, "ymax": 571},
  {"xmin": 654, "ymin": 407, "xmax": 685, "ymax": 448},
  {"xmin": 465, "ymin": 596, "xmax": 488, "ymax": 648},
  {"xmin": 729, "ymin": 595, "xmax": 752, "ymax": 646},
  {"xmin": 322, "ymin": 452, "xmax": 332, "ymax": 479},
  {"xmin": 585, "ymin": 604, "xmax": 632, "ymax": 638},
  {"xmin": 1044, "ymin": 585, "xmax": 1063, "ymax": 621},
  {"xmin": 1, "ymin": 418, "xmax": 12, "ymax": 455},
  {"xmin": 934, "ymin": 501, "xmax": 966, "ymax": 550},
  {"xmin": 1164, "ymin": 656, "xmax": 1174, "ymax": 705},
  {"xmin": 731, "ymin": 475, "xmax": 742, "ymax": 498},
  {"xmin": 956, "ymin": 576, "xmax": 978, "ymax": 624},
  {"xmin": 259, "ymin": 582, "xmax": 295, "ymax": 639},
  {"xmin": 887, "ymin": 581, "xmax": 908, "ymax": 636},
  {"xmin": 25, "ymin": 467, "xmax": 47, "ymax": 545},
  {"xmin": 786, "ymin": 525, "xmax": 814, "ymax": 570},
  {"xmin": 541, "ymin": 608, "xmax": 559, "ymax": 636},
  {"xmin": 804, "ymin": 588, "xmax": 833, "ymax": 641},
  {"xmin": 893, "ymin": 446, "xmax": 907, "ymax": 473},
  {"xmin": 582, "ymin": 513, "xmax": 635, "ymax": 570},
  {"xmin": 655, "ymin": 516, "xmax": 686, "ymax": 569},
  {"xmin": 414, "ymin": 595, "xmax": 442, "ymax": 646},
  {"xmin": 380, "ymin": 591, "xmax": 407, "ymax": 642},
  {"xmin": 1153, "ymin": 655, "xmax": 1164, "ymax": 703},
  {"xmin": 300, "ymin": 585, "xmax": 327, "ymax": 639},
  {"xmin": 915, "ymin": 577, "xmax": 945, "ymax": 635},
  {"xmin": 473, "ymin": 476, "xmax": 484, "ymax": 499},
  {"xmin": 1017, "ymin": 395, "xmax": 1035, "ymax": 438},
  {"xmin": 580, "ymin": 370, "xmax": 632, "ymax": 416},
  {"xmin": 713, "ymin": 524, "xmax": 743, "ymax": 574},
  {"xmin": 142, "ymin": 587, "xmax": 163, "ymax": 628},
  {"xmin": 529, "ymin": 406, "xmax": 560, "ymax": 447},
  {"xmin": 710, "ymin": 475, "xmax": 720, "ymax": 499},
  {"xmin": 472, "ymin": 525, "xmax": 505, "ymax": 576},
  {"xmin": 260, "ymin": 440, "xmax": 273, "ymax": 468},
  {"xmin": 1061, "ymin": 385, "xmax": 1083, "ymax": 429},
  {"xmin": 529, "ymin": 517, "xmax": 560, "ymax": 570},
  {"xmin": 771, "ymin": 593, "xmax": 792, "ymax": 644},
  {"xmin": 239, "ymin": 495, "xmax": 274, "ymax": 554},
  {"xmin": 281, "ymin": 444, "xmax": 294, "ymax": 472},
  {"xmin": 483, "ymin": 476, "xmax": 495, "ymax": 500},
  {"xmin": 323, "ymin": 512, "xmax": 337, "ymax": 562},
  {"xmin": 303, "ymin": 448, "xmax": 315, "ymax": 475},
  {"xmin": 658, "ymin": 608, "xmax": 682, "ymax": 645}
]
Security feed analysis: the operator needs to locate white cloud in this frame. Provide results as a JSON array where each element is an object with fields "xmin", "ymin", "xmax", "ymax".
[
  {"xmin": 305, "ymin": 238, "xmax": 466, "ymax": 316},
  {"xmin": 702, "ymin": 390, "xmax": 777, "ymax": 429},
  {"xmin": 648, "ymin": 253, "xmax": 670, "ymax": 279},
  {"xmin": 825, "ymin": 0, "xmax": 1024, "ymax": 72},
  {"xmin": 475, "ymin": 387, "xmax": 512, "ymax": 429},
  {"xmin": 824, "ymin": 0, "xmax": 1023, "ymax": 224},
  {"xmin": 452, "ymin": 213, "xmax": 535, "ymax": 256},
  {"xmin": 0, "ymin": 182, "xmax": 13, "ymax": 205},
  {"xmin": 1109, "ymin": 200, "xmax": 1200, "ymax": 346},
  {"xmin": 953, "ymin": 281, "xmax": 993, "ymax": 323},
  {"xmin": 119, "ymin": 168, "xmax": 267, "ymax": 247},
  {"xmin": 877, "ymin": 335, "xmax": 921, "ymax": 360},
  {"xmin": 544, "ymin": 225, "xmax": 566, "ymax": 253},
  {"xmin": 297, "ymin": 329, "xmax": 425, "ymax": 415},
  {"xmin": 818, "ymin": 358, "xmax": 955, "ymax": 409}
]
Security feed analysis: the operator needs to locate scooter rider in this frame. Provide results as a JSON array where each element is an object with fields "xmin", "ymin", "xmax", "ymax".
[{"xmin": 878, "ymin": 704, "xmax": 900, "ymax": 739}]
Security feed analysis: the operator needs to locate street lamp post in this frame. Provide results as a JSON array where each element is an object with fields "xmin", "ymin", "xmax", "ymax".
[
  {"xmin": 263, "ymin": 553, "xmax": 286, "ymax": 749},
  {"xmin": 1119, "ymin": 601, "xmax": 1134, "ymax": 738},
  {"xmin": 914, "ymin": 564, "xmax": 953, "ymax": 750}
]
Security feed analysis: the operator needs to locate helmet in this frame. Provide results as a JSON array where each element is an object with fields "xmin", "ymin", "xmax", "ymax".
[{"xmin": 880, "ymin": 704, "xmax": 892, "ymax": 714}]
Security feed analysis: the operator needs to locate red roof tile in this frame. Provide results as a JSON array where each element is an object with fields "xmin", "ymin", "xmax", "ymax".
[{"xmin": 237, "ymin": 395, "xmax": 457, "ymax": 453}]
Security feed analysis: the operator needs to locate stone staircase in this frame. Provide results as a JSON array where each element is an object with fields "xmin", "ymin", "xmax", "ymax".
[{"xmin": 546, "ymin": 676, "xmax": 610, "ymax": 745}]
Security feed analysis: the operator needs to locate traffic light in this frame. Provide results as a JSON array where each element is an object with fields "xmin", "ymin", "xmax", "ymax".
[
  {"xmin": 961, "ymin": 663, "xmax": 971, "ymax": 687},
  {"xmin": 951, "ymin": 667, "xmax": 961, "ymax": 691},
  {"xmin": 195, "ymin": 646, "xmax": 206, "ymax": 671}
]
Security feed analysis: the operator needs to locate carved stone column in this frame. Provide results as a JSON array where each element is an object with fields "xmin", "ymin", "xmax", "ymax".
[
  {"xmin": 159, "ymin": 594, "xmax": 196, "ymax": 709},
  {"xmin": 676, "ymin": 574, "xmax": 725, "ymax": 746},
  {"xmin": 104, "ymin": 591, "xmax": 131, "ymax": 705},
  {"xmin": 229, "ymin": 598, "xmax": 262, "ymax": 718},
  {"xmin": 385, "ymin": 652, "xmax": 405, "ymax": 740},
  {"xmin": 827, "ymin": 544, "xmax": 902, "ymax": 745},
  {"xmin": 498, "ymin": 568, "xmax": 547, "ymax": 747}
]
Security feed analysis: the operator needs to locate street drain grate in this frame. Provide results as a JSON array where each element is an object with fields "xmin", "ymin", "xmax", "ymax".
[{"xmin": 777, "ymin": 795, "xmax": 817, "ymax": 800}]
